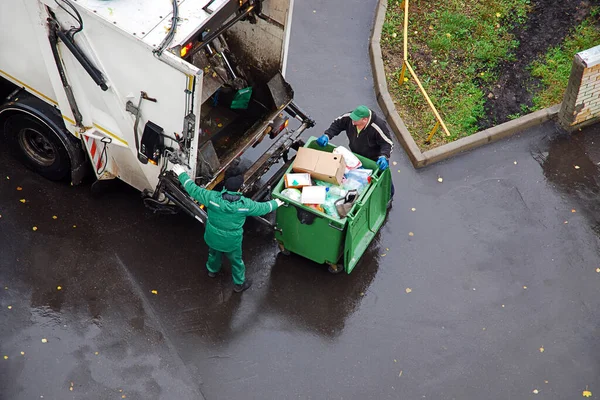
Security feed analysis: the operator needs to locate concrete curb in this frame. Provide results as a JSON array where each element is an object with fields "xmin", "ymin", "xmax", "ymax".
[{"xmin": 369, "ymin": 0, "xmax": 561, "ymax": 168}]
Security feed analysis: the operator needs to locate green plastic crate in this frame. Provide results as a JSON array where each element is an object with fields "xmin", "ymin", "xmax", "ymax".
[{"xmin": 272, "ymin": 137, "xmax": 391, "ymax": 273}]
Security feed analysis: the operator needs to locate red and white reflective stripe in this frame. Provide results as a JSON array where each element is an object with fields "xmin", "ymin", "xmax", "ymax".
[{"xmin": 84, "ymin": 135, "xmax": 104, "ymax": 172}]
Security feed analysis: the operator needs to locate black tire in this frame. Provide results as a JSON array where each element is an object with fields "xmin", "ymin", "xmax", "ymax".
[
  {"xmin": 327, "ymin": 263, "xmax": 344, "ymax": 274},
  {"xmin": 3, "ymin": 113, "xmax": 71, "ymax": 181},
  {"xmin": 277, "ymin": 242, "xmax": 290, "ymax": 256}
]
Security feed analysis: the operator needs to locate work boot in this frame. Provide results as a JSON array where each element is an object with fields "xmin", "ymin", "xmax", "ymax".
[{"xmin": 233, "ymin": 279, "xmax": 252, "ymax": 293}]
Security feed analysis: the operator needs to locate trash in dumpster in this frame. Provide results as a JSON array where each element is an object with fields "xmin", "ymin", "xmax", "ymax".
[
  {"xmin": 281, "ymin": 188, "xmax": 302, "ymax": 202},
  {"xmin": 292, "ymin": 147, "xmax": 346, "ymax": 185},
  {"xmin": 333, "ymin": 146, "xmax": 362, "ymax": 172},
  {"xmin": 284, "ymin": 173, "xmax": 312, "ymax": 189},
  {"xmin": 306, "ymin": 204, "xmax": 324, "ymax": 213},
  {"xmin": 301, "ymin": 186, "xmax": 327, "ymax": 204},
  {"xmin": 334, "ymin": 189, "xmax": 359, "ymax": 218}
]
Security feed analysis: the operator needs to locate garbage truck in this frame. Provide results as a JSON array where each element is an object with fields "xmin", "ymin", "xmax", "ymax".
[{"xmin": 0, "ymin": 0, "xmax": 314, "ymax": 223}]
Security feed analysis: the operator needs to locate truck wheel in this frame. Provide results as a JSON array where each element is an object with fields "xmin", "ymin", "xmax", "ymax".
[{"xmin": 3, "ymin": 113, "xmax": 71, "ymax": 181}]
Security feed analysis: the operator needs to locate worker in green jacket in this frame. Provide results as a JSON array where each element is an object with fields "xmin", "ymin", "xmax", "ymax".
[{"xmin": 173, "ymin": 165, "xmax": 283, "ymax": 292}]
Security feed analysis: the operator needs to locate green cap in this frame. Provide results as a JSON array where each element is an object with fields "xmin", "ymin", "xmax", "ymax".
[{"xmin": 349, "ymin": 105, "xmax": 370, "ymax": 121}]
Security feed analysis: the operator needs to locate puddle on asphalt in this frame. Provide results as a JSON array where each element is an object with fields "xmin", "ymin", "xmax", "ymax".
[{"xmin": 531, "ymin": 126, "xmax": 600, "ymax": 231}]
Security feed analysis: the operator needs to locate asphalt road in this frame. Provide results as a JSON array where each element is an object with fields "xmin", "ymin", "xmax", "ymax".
[{"xmin": 2, "ymin": 0, "xmax": 600, "ymax": 399}]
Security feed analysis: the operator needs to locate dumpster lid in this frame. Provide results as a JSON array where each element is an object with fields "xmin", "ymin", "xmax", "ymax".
[{"xmin": 343, "ymin": 169, "xmax": 391, "ymax": 273}]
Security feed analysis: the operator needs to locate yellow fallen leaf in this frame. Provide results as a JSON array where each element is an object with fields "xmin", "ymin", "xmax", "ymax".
[
  {"xmin": 523, "ymin": 286, "xmax": 527, "ymax": 289},
  {"xmin": 533, "ymin": 389, "xmax": 539, "ymax": 394},
  {"xmin": 399, "ymin": 370, "xmax": 403, "ymax": 377},
  {"xmin": 564, "ymin": 221, "xmax": 569, "ymax": 224},
  {"xmin": 596, "ymin": 268, "xmax": 600, "ymax": 273},
  {"xmin": 3, "ymin": 355, "xmax": 7, "ymax": 360},
  {"xmin": 437, "ymin": 177, "xmax": 443, "ymax": 183},
  {"xmin": 397, "ymin": 169, "xmax": 401, "ymax": 173},
  {"xmin": 16, "ymin": 187, "xmax": 22, "ymax": 191},
  {"xmin": 572, "ymin": 209, "xmax": 576, "ymax": 213},
  {"xmin": 445, "ymin": 33, "xmax": 451, "ymax": 37},
  {"xmin": 392, "ymin": 161, "xmax": 398, "ymax": 166},
  {"xmin": 359, "ymin": 292, "xmax": 364, "ymax": 296},
  {"xmin": 6, "ymin": 176, "xmax": 9, "ymax": 179},
  {"xmin": 574, "ymin": 165, "xmax": 580, "ymax": 169},
  {"xmin": 41, "ymin": 338, "xmax": 47, "ymax": 343},
  {"xmin": 502, "ymin": 304, "xmax": 505, "ymax": 308},
  {"xmin": 403, "ymin": 77, "xmax": 408, "ymax": 82},
  {"xmin": 392, "ymin": 32, "xmax": 397, "ymax": 38},
  {"xmin": 514, "ymin": 161, "xmax": 518, "ymax": 165},
  {"xmin": 583, "ymin": 390, "xmax": 592, "ymax": 397},
  {"xmin": 52, "ymin": 216, "xmax": 58, "ymax": 220},
  {"xmin": 151, "ymin": 290, "xmax": 158, "ymax": 295},
  {"xmin": 69, "ymin": 387, "xmax": 73, "ymax": 391},
  {"xmin": 411, "ymin": 208, "xmax": 416, "ymax": 211},
  {"xmin": 32, "ymin": 227, "xmax": 38, "ymax": 231},
  {"xmin": 545, "ymin": 380, "xmax": 548, "ymax": 384},
  {"xmin": 408, "ymin": 232, "xmax": 414, "ymax": 236},
  {"xmin": 386, "ymin": 248, "xmax": 389, "ymax": 251},
  {"xmin": 217, "ymin": 123, "xmax": 223, "ymax": 128},
  {"xmin": 539, "ymin": 347, "xmax": 544, "ymax": 352},
  {"xmin": 19, "ymin": 199, "xmax": 26, "ymax": 203},
  {"xmin": 496, "ymin": 12, "xmax": 501, "ymax": 17},
  {"xmin": 57, "ymin": 286, "xmax": 62, "ymax": 291},
  {"xmin": 381, "ymin": 253, "xmax": 387, "ymax": 257},
  {"xmin": 394, "ymin": 359, "xmax": 397, "ymax": 363},
  {"xmin": 94, "ymin": 351, "xmax": 99, "ymax": 355},
  {"xmin": 122, "ymin": 395, "xmax": 127, "ymax": 399},
  {"xmin": 73, "ymin": 225, "xmax": 77, "ymax": 228},
  {"xmin": 7, "ymin": 305, "xmax": 11, "ymax": 310},
  {"xmin": 405, "ymin": 288, "xmax": 412, "ymax": 293},
  {"xmin": 20, "ymin": 351, "xmax": 24, "ymax": 355}
]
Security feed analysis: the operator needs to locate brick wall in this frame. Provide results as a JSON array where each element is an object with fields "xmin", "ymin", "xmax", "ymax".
[{"xmin": 559, "ymin": 45, "xmax": 600, "ymax": 131}]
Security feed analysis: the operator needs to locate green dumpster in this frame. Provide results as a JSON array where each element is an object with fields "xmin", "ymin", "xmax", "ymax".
[{"xmin": 272, "ymin": 137, "xmax": 391, "ymax": 274}]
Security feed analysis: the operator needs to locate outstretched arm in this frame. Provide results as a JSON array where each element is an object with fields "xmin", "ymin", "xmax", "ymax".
[
  {"xmin": 178, "ymin": 172, "xmax": 211, "ymax": 205},
  {"xmin": 324, "ymin": 112, "xmax": 352, "ymax": 139},
  {"xmin": 244, "ymin": 198, "xmax": 280, "ymax": 217}
]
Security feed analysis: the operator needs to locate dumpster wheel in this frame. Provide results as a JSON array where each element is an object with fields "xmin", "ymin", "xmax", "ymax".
[
  {"xmin": 327, "ymin": 263, "xmax": 344, "ymax": 274},
  {"xmin": 277, "ymin": 242, "xmax": 290, "ymax": 256}
]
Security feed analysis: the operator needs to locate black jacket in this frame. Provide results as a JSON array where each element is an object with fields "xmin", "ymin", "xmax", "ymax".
[{"xmin": 324, "ymin": 109, "xmax": 393, "ymax": 161}]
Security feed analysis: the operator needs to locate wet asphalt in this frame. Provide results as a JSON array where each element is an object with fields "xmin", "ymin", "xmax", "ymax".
[{"xmin": 2, "ymin": 0, "xmax": 600, "ymax": 399}]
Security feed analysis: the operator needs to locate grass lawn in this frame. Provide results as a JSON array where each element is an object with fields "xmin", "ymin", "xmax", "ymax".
[{"xmin": 381, "ymin": 0, "xmax": 600, "ymax": 150}]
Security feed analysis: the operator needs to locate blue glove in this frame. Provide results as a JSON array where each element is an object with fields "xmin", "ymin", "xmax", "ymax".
[
  {"xmin": 316, "ymin": 134, "xmax": 329, "ymax": 147},
  {"xmin": 377, "ymin": 156, "xmax": 389, "ymax": 171}
]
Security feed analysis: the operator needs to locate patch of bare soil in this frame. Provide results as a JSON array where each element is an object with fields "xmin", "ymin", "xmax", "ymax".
[{"xmin": 480, "ymin": 0, "xmax": 594, "ymax": 128}]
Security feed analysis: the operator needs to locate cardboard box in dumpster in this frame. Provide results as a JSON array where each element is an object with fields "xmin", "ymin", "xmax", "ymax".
[
  {"xmin": 284, "ymin": 173, "xmax": 312, "ymax": 189},
  {"xmin": 292, "ymin": 147, "xmax": 346, "ymax": 185}
]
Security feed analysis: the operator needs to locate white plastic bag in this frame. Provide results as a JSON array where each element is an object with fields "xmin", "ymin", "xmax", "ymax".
[
  {"xmin": 281, "ymin": 188, "xmax": 302, "ymax": 202},
  {"xmin": 333, "ymin": 146, "xmax": 361, "ymax": 171}
]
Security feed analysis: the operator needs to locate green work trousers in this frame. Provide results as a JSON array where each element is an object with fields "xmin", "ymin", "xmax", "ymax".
[{"xmin": 207, "ymin": 246, "xmax": 245, "ymax": 285}]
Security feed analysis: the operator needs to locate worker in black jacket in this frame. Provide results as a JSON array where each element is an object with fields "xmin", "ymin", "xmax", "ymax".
[{"xmin": 317, "ymin": 105, "xmax": 395, "ymax": 198}]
